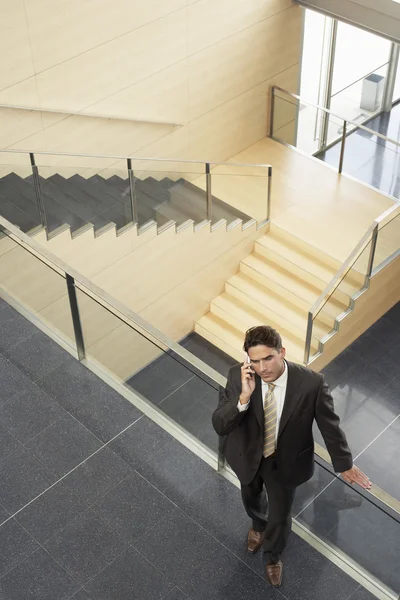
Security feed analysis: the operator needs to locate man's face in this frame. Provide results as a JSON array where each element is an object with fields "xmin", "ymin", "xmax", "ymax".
[{"xmin": 247, "ymin": 344, "xmax": 286, "ymax": 383}]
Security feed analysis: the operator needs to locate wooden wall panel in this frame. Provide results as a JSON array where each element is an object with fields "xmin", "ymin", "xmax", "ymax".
[
  {"xmin": 0, "ymin": 1, "xmax": 302, "ymax": 170},
  {"xmin": 0, "ymin": 1, "xmax": 35, "ymax": 89},
  {"xmin": 186, "ymin": 0, "xmax": 293, "ymax": 56},
  {"xmin": 34, "ymin": 10, "xmax": 188, "ymax": 113},
  {"xmin": 24, "ymin": 0, "xmax": 186, "ymax": 73},
  {"xmin": 188, "ymin": 8, "xmax": 302, "ymax": 120}
]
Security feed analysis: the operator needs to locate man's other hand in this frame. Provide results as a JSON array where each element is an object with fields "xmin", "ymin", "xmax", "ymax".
[{"xmin": 340, "ymin": 465, "xmax": 371, "ymax": 489}]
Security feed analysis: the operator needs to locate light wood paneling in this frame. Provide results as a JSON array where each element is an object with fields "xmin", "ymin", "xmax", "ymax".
[
  {"xmin": 186, "ymin": 0, "xmax": 293, "ymax": 56},
  {"xmin": 34, "ymin": 10, "xmax": 187, "ymax": 113},
  {"xmin": 24, "ymin": 0, "xmax": 186, "ymax": 73},
  {"xmin": 139, "ymin": 227, "xmax": 263, "ymax": 339},
  {"xmin": 188, "ymin": 7, "xmax": 301, "ymax": 121},
  {"xmin": 85, "ymin": 62, "xmax": 189, "ymax": 124},
  {"xmin": 0, "ymin": 0, "xmax": 301, "ymax": 175},
  {"xmin": 0, "ymin": 0, "xmax": 35, "ymax": 89}
]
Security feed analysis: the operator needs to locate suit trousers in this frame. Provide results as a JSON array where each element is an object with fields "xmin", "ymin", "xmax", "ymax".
[{"xmin": 240, "ymin": 455, "xmax": 296, "ymax": 563}]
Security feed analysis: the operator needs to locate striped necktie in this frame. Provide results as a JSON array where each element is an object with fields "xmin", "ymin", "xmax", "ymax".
[{"xmin": 263, "ymin": 383, "xmax": 276, "ymax": 458}]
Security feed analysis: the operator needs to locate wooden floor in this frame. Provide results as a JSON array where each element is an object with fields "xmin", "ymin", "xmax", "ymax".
[{"xmin": 204, "ymin": 138, "xmax": 397, "ymax": 264}]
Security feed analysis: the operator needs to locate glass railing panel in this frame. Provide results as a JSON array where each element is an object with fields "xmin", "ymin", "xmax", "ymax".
[
  {"xmin": 310, "ymin": 239, "xmax": 372, "ymax": 361},
  {"xmin": 339, "ymin": 127, "xmax": 400, "ymax": 200},
  {"xmin": 271, "ymin": 93, "xmax": 300, "ymax": 148},
  {"xmin": 76, "ymin": 286, "xmax": 220, "ymax": 456},
  {"xmin": 130, "ymin": 159, "xmax": 208, "ymax": 230},
  {"xmin": 294, "ymin": 460, "xmax": 400, "ymax": 595},
  {"xmin": 0, "ymin": 151, "xmax": 42, "ymax": 233},
  {"xmin": 373, "ymin": 212, "xmax": 400, "ymax": 272},
  {"xmin": 0, "ymin": 225, "xmax": 76, "ymax": 352},
  {"xmin": 33, "ymin": 154, "xmax": 133, "ymax": 236},
  {"xmin": 208, "ymin": 163, "xmax": 270, "ymax": 224}
]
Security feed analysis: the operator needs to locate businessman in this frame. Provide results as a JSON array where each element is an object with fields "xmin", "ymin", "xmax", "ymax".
[{"xmin": 212, "ymin": 325, "xmax": 371, "ymax": 587}]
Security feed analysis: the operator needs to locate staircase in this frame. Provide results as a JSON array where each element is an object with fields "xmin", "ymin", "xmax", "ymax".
[
  {"xmin": 195, "ymin": 224, "xmax": 365, "ymax": 364},
  {"xmin": 0, "ymin": 172, "xmax": 252, "ymax": 238}
]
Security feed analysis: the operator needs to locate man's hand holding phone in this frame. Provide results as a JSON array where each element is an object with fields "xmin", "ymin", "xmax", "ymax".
[{"xmin": 240, "ymin": 356, "xmax": 255, "ymax": 405}]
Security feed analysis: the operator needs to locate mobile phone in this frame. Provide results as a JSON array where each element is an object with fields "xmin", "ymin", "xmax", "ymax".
[{"xmin": 246, "ymin": 355, "xmax": 255, "ymax": 377}]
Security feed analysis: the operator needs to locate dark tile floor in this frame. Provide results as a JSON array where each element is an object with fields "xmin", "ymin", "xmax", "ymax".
[
  {"xmin": 0, "ymin": 296, "xmax": 381, "ymax": 599},
  {"xmin": 318, "ymin": 100, "xmax": 400, "ymax": 200}
]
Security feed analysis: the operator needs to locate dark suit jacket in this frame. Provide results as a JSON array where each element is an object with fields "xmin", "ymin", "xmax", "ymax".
[{"xmin": 212, "ymin": 361, "xmax": 352, "ymax": 487}]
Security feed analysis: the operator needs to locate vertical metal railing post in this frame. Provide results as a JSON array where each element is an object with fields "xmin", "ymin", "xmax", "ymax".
[
  {"xmin": 206, "ymin": 163, "xmax": 212, "ymax": 221},
  {"xmin": 304, "ymin": 311, "xmax": 313, "ymax": 365},
  {"xmin": 269, "ymin": 86, "xmax": 276, "ymax": 138},
  {"xmin": 66, "ymin": 274, "xmax": 86, "ymax": 361},
  {"xmin": 365, "ymin": 224, "xmax": 379, "ymax": 286},
  {"xmin": 29, "ymin": 153, "xmax": 48, "ymax": 233},
  {"xmin": 338, "ymin": 120, "xmax": 347, "ymax": 174},
  {"xmin": 127, "ymin": 158, "xmax": 138, "ymax": 226},
  {"xmin": 267, "ymin": 166, "xmax": 272, "ymax": 222}
]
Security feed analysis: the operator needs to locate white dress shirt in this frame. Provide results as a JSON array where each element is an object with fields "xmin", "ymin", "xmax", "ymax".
[{"xmin": 237, "ymin": 361, "xmax": 288, "ymax": 446}]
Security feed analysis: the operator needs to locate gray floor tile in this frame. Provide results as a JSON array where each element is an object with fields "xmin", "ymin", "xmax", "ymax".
[
  {"xmin": 26, "ymin": 413, "xmax": 102, "ymax": 478},
  {"xmin": 0, "ymin": 503, "xmax": 10, "ymax": 525},
  {"xmin": 280, "ymin": 534, "xmax": 359, "ymax": 600},
  {"xmin": 15, "ymin": 480, "xmax": 89, "ymax": 544},
  {"xmin": 127, "ymin": 353, "xmax": 194, "ymax": 405},
  {"xmin": 181, "ymin": 332, "xmax": 236, "ymax": 377},
  {"xmin": 44, "ymin": 509, "xmax": 128, "ymax": 585},
  {"xmin": 181, "ymin": 473, "xmax": 246, "ymax": 544},
  {"xmin": 162, "ymin": 589, "xmax": 190, "ymax": 600},
  {"xmin": 83, "ymin": 545, "xmax": 174, "ymax": 600},
  {"xmin": 347, "ymin": 585, "xmax": 379, "ymax": 600},
  {"xmin": 39, "ymin": 359, "xmax": 142, "ymax": 442},
  {"xmin": 93, "ymin": 472, "xmax": 176, "ymax": 544},
  {"xmin": 109, "ymin": 416, "xmax": 171, "ymax": 470},
  {"xmin": 316, "ymin": 389, "xmax": 397, "ymax": 457},
  {"xmin": 298, "ymin": 479, "xmax": 400, "ymax": 591},
  {"xmin": 158, "ymin": 377, "xmax": 218, "ymax": 451},
  {"xmin": 355, "ymin": 417, "xmax": 400, "ymax": 500},
  {"xmin": 0, "ymin": 304, "xmax": 38, "ymax": 353},
  {"xmin": 0, "ymin": 423, "xmax": 24, "ymax": 461},
  {"xmin": 135, "ymin": 508, "xmax": 280, "ymax": 600},
  {"xmin": 135, "ymin": 437, "xmax": 215, "ymax": 506},
  {"xmin": 71, "ymin": 591, "xmax": 93, "ymax": 600},
  {"xmin": 3, "ymin": 330, "xmax": 70, "ymax": 383},
  {"xmin": 293, "ymin": 462, "xmax": 336, "ymax": 517},
  {"xmin": 0, "ymin": 518, "xmax": 39, "ymax": 578},
  {"xmin": 0, "ymin": 382, "xmax": 66, "ymax": 443},
  {"xmin": 377, "ymin": 376, "xmax": 400, "ymax": 411},
  {"xmin": 0, "ymin": 354, "xmax": 33, "ymax": 406},
  {"xmin": 63, "ymin": 447, "xmax": 132, "ymax": 505},
  {"xmin": 0, "ymin": 547, "xmax": 80, "ymax": 600},
  {"xmin": 0, "ymin": 446, "xmax": 56, "ymax": 512}
]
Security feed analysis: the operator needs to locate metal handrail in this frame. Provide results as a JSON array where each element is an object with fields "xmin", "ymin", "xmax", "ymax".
[
  {"xmin": 0, "ymin": 147, "xmax": 272, "ymax": 169},
  {"xmin": 272, "ymin": 85, "xmax": 400, "ymax": 149},
  {"xmin": 304, "ymin": 203, "xmax": 400, "ymax": 364},
  {"xmin": 0, "ymin": 214, "xmax": 226, "ymax": 388},
  {"xmin": 0, "ymin": 102, "xmax": 183, "ymax": 128}
]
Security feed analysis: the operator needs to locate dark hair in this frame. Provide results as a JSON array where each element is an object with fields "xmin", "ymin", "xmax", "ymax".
[{"xmin": 243, "ymin": 325, "xmax": 282, "ymax": 353}]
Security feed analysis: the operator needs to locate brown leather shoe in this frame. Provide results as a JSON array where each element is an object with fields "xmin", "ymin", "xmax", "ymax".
[
  {"xmin": 247, "ymin": 528, "xmax": 266, "ymax": 553},
  {"xmin": 266, "ymin": 561, "xmax": 283, "ymax": 587}
]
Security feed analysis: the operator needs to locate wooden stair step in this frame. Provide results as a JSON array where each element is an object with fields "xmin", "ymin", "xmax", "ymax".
[
  {"xmin": 226, "ymin": 273, "xmax": 333, "ymax": 340},
  {"xmin": 254, "ymin": 242, "xmax": 356, "ymax": 304},
  {"xmin": 269, "ymin": 223, "xmax": 365, "ymax": 287},
  {"xmin": 211, "ymin": 293, "xmax": 318, "ymax": 355},
  {"xmin": 240, "ymin": 253, "xmax": 349, "ymax": 319},
  {"xmin": 269, "ymin": 223, "xmax": 341, "ymax": 270},
  {"xmin": 195, "ymin": 314, "xmax": 244, "ymax": 362}
]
